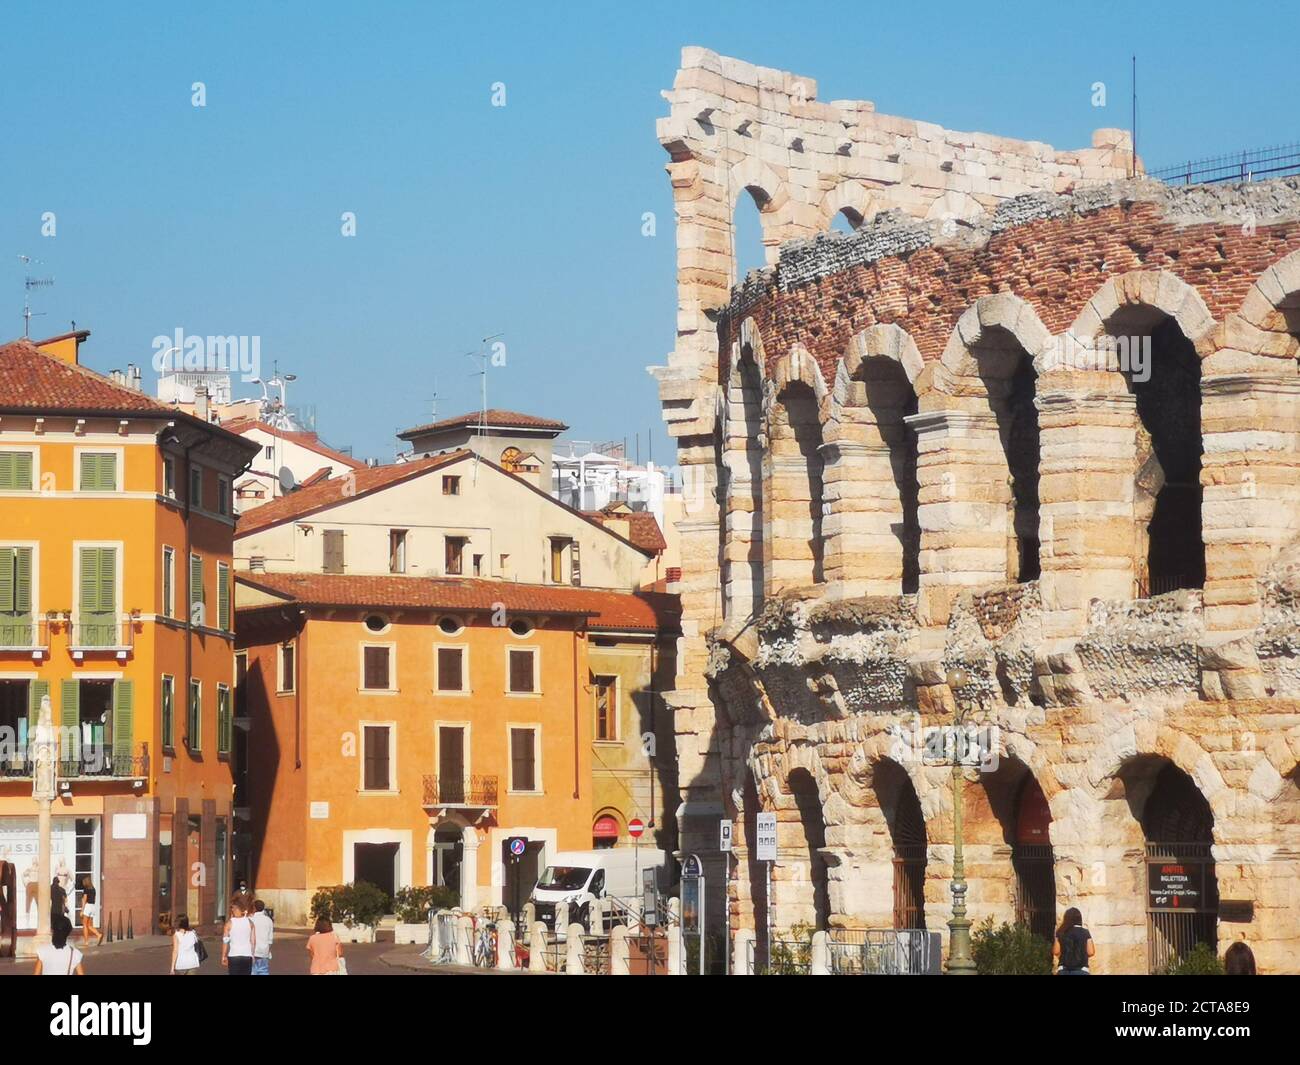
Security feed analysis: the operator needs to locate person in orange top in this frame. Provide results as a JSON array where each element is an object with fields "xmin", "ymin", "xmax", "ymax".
[{"xmin": 307, "ymin": 917, "xmax": 344, "ymax": 975}]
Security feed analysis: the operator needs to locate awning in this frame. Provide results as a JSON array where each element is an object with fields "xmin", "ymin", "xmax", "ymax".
[{"xmin": 593, "ymin": 815, "xmax": 621, "ymax": 840}]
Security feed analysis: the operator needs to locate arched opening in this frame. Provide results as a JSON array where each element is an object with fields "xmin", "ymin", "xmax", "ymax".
[
  {"xmin": 830, "ymin": 208, "xmax": 860, "ymax": 234},
  {"xmin": 732, "ymin": 187, "xmax": 769, "ymax": 283},
  {"xmin": 861, "ymin": 355, "xmax": 920, "ymax": 593},
  {"xmin": 430, "ymin": 823, "xmax": 463, "ymax": 895},
  {"xmin": 973, "ymin": 757, "xmax": 1056, "ymax": 942},
  {"xmin": 973, "ymin": 326, "xmax": 1040, "ymax": 582},
  {"xmin": 592, "ymin": 811, "xmax": 622, "ymax": 849},
  {"xmin": 1010, "ymin": 776, "xmax": 1055, "ymax": 940},
  {"xmin": 770, "ymin": 381, "xmax": 825, "ymax": 588},
  {"xmin": 743, "ymin": 772, "xmax": 770, "ymax": 966},
  {"xmin": 787, "ymin": 768, "xmax": 830, "ymax": 930},
  {"xmin": 874, "ymin": 759, "xmax": 927, "ymax": 929},
  {"xmin": 723, "ymin": 343, "xmax": 766, "ymax": 617},
  {"xmin": 1105, "ymin": 308, "xmax": 1204, "ymax": 595},
  {"xmin": 1118, "ymin": 757, "xmax": 1217, "ymax": 972}
]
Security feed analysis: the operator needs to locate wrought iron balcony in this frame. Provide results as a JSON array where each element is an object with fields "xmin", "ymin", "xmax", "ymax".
[
  {"xmin": 0, "ymin": 618, "xmax": 49, "ymax": 655},
  {"xmin": 422, "ymin": 773, "xmax": 498, "ymax": 809},
  {"xmin": 69, "ymin": 616, "xmax": 135, "ymax": 657},
  {"xmin": 0, "ymin": 742, "xmax": 149, "ymax": 781}
]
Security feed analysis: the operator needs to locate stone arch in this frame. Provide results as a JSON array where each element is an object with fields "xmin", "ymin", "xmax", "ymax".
[
  {"xmin": 818, "ymin": 180, "xmax": 882, "ymax": 231},
  {"xmin": 1083, "ymin": 722, "xmax": 1229, "ymax": 821},
  {"xmin": 1065, "ymin": 270, "xmax": 1215, "ymax": 353},
  {"xmin": 924, "ymin": 188, "xmax": 985, "ymax": 227},
  {"xmin": 721, "ymin": 318, "xmax": 768, "ymax": 618},
  {"xmin": 824, "ymin": 325, "xmax": 924, "ymax": 595},
  {"xmin": 726, "ymin": 156, "xmax": 796, "ymax": 278},
  {"xmin": 940, "ymin": 294, "xmax": 1053, "ymax": 383},
  {"xmin": 767, "ymin": 347, "xmax": 829, "ymax": 589},
  {"xmin": 1229, "ymin": 246, "xmax": 1300, "ymax": 367}
]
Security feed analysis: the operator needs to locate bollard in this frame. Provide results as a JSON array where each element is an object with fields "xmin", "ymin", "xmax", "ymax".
[
  {"xmin": 529, "ymin": 921, "xmax": 548, "ymax": 972},
  {"xmin": 496, "ymin": 917, "xmax": 515, "ymax": 969},
  {"xmin": 127, "ymin": 911, "xmax": 134, "ymax": 940},
  {"xmin": 455, "ymin": 914, "xmax": 473, "ymax": 965},
  {"xmin": 810, "ymin": 930, "xmax": 830, "ymax": 974},
  {"xmin": 522, "ymin": 901, "xmax": 535, "ymax": 930},
  {"xmin": 565, "ymin": 923, "xmax": 585, "ymax": 974},
  {"xmin": 610, "ymin": 924, "xmax": 630, "ymax": 976},
  {"xmin": 734, "ymin": 929, "xmax": 755, "ymax": 975},
  {"xmin": 104, "ymin": 912, "xmax": 113, "ymax": 944}
]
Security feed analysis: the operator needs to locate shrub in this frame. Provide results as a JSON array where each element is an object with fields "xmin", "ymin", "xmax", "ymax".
[
  {"xmin": 310, "ymin": 882, "xmax": 390, "ymax": 928},
  {"xmin": 763, "ymin": 921, "xmax": 814, "ymax": 975},
  {"xmin": 394, "ymin": 885, "xmax": 459, "ymax": 924},
  {"xmin": 971, "ymin": 917, "xmax": 1052, "ymax": 975},
  {"xmin": 1164, "ymin": 942, "xmax": 1224, "ymax": 975}
]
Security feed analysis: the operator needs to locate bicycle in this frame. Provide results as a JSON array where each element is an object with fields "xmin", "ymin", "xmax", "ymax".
[{"xmin": 471, "ymin": 918, "xmax": 497, "ymax": 967}]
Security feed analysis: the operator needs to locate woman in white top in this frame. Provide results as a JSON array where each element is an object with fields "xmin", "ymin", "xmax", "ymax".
[
  {"xmin": 222, "ymin": 898, "xmax": 256, "ymax": 975},
  {"xmin": 170, "ymin": 913, "xmax": 201, "ymax": 975},
  {"xmin": 33, "ymin": 915, "xmax": 84, "ymax": 976}
]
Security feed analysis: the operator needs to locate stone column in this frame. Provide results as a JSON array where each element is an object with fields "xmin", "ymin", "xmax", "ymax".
[
  {"xmin": 733, "ymin": 927, "xmax": 755, "ymax": 974},
  {"xmin": 1036, "ymin": 374, "xmax": 1138, "ymax": 639},
  {"xmin": 459, "ymin": 825, "xmax": 479, "ymax": 912},
  {"xmin": 810, "ymin": 929, "xmax": 830, "ymax": 974},
  {"xmin": 821, "ymin": 440, "xmax": 908, "ymax": 598}
]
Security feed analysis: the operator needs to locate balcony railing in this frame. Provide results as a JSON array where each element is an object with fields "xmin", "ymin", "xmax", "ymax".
[
  {"xmin": 0, "ymin": 743, "xmax": 150, "ymax": 781},
  {"xmin": 0, "ymin": 618, "xmax": 49, "ymax": 654},
  {"xmin": 69, "ymin": 616, "xmax": 135, "ymax": 654},
  {"xmin": 422, "ymin": 774, "xmax": 498, "ymax": 809}
]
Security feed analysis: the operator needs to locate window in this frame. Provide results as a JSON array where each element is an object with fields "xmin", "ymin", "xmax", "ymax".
[
  {"xmin": 364, "ymin": 614, "xmax": 390, "ymax": 634},
  {"xmin": 436, "ymin": 647, "xmax": 466, "ymax": 693},
  {"xmin": 0, "ymin": 451, "xmax": 34, "ymax": 491},
  {"xmin": 264, "ymin": 445, "xmax": 274, "ymax": 459},
  {"xmin": 472, "ymin": 553, "xmax": 483, "ymax": 577},
  {"xmin": 78, "ymin": 451, "xmax": 117, "ymax": 492},
  {"xmin": 216, "ymin": 561, "xmax": 230, "ymax": 632},
  {"xmin": 161, "ymin": 675, "xmax": 175, "ymax": 751},
  {"xmin": 499, "ymin": 554, "xmax": 509, "ymax": 572},
  {"xmin": 216, "ymin": 684, "xmax": 232, "ymax": 756},
  {"xmin": 322, "ymin": 529, "xmax": 345, "ymax": 574},
  {"xmin": 278, "ymin": 642, "xmax": 296, "ymax": 693},
  {"xmin": 163, "ymin": 456, "xmax": 176, "ymax": 498},
  {"xmin": 438, "ymin": 615, "xmax": 462, "ymax": 635},
  {"xmin": 445, "ymin": 536, "xmax": 467, "ymax": 576},
  {"xmin": 217, "ymin": 476, "xmax": 230, "ymax": 517},
  {"xmin": 362, "ymin": 645, "xmax": 392, "ymax": 691},
  {"xmin": 77, "ymin": 546, "xmax": 117, "ymax": 647},
  {"xmin": 189, "ymin": 465, "xmax": 203, "ymax": 508},
  {"xmin": 550, "ymin": 538, "xmax": 567, "ymax": 583},
  {"xmin": 389, "ymin": 529, "xmax": 407, "ymax": 574},
  {"xmin": 594, "ymin": 675, "xmax": 618, "ymax": 741},
  {"xmin": 187, "ymin": 680, "xmax": 201, "ymax": 752},
  {"xmin": 509, "ymin": 617, "xmax": 533, "ymax": 638},
  {"xmin": 438, "ymin": 725, "xmax": 466, "ymax": 801},
  {"xmin": 508, "ymin": 648, "xmax": 537, "ymax": 694},
  {"xmin": 0, "ymin": 547, "xmax": 34, "ymax": 646},
  {"xmin": 362, "ymin": 725, "xmax": 392, "ymax": 791},
  {"xmin": 234, "ymin": 652, "xmax": 247, "ymax": 719},
  {"xmin": 509, "ymin": 726, "xmax": 538, "ymax": 792},
  {"xmin": 162, "ymin": 547, "xmax": 175, "ymax": 619},
  {"xmin": 442, "ymin": 475, "xmax": 461, "ymax": 496},
  {"xmin": 189, "ymin": 553, "xmax": 205, "ymax": 625}
]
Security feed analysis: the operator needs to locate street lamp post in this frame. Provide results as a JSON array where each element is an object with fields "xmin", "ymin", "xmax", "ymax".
[{"xmin": 944, "ymin": 667, "xmax": 977, "ymax": 975}]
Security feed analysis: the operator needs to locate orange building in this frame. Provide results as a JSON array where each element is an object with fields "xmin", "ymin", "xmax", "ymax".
[
  {"xmin": 0, "ymin": 333, "xmax": 258, "ymax": 946},
  {"xmin": 234, "ymin": 571, "xmax": 671, "ymax": 923}
]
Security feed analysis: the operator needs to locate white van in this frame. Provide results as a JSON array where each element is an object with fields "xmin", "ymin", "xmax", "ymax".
[{"xmin": 530, "ymin": 848, "xmax": 667, "ymax": 932}]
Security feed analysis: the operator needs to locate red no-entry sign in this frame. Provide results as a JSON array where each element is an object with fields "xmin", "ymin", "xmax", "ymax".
[{"xmin": 628, "ymin": 818, "xmax": 645, "ymax": 839}]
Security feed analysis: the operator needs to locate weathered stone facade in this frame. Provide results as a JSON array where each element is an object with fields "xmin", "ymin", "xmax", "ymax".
[{"xmin": 652, "ymin": 48, "xmax": 1300, "ymax": 973}]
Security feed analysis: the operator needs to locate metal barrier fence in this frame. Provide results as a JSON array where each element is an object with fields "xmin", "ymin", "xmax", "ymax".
[
  {"xmin": 827, "ymin": 929, "xmax": 940, "ymax": 975},
  {"xmin": 1149, "ymin": 143, "xmax": 1300, "ymax": 186}
]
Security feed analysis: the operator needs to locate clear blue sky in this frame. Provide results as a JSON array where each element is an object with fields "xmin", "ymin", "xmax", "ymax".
[{"xmin": 2, "ymin": 1, "xmax": 1294, "ymax": 463}]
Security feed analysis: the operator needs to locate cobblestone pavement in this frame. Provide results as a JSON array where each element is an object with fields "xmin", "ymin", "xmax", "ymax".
[{"xmin": 0, "ymin": 931, "xmax": 447, "ymax": 976}]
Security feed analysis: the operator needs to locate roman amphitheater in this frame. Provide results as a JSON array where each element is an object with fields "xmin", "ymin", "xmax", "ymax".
[{"xmin": 652, "ymin": 48, "xmax": 1300, "ymax": 973}]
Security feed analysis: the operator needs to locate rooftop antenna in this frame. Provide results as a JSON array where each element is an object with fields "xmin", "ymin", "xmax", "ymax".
[
  {"xmin": 466, "ymin": 332, "xmax": 503, "ymax": 483},
  {"xmin": 19, "ymin": 255, "xmax": 54, "ymax": 338}
]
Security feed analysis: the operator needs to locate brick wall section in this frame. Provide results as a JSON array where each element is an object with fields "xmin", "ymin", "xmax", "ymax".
[{"xmin": 721, "ymin": 194, "xmax": 1300, "ymax": 381}]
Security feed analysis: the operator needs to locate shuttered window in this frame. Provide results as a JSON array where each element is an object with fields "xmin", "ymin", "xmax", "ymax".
[
  {"xmin": 77, "ymin": 547, "xmax": 117, "ymax": 647},
  {"xmin": 510, "ymin": 726, "xmax": 537, "ymax": 792},
  {"xmin": 79, "ymin": 452, "xmax": 117, "ymax": 492},
  {"xmin": 436, "ymin": 647, "xmax": 465, "ymax": 692},
  {"xmin": 28, "ymin": 680, "xmax": 49, "ymax": 747},
  {"xmin": 113, "ymin": 680, "xmax": 134, "ymax": 766},
  {"xmin": 0, "ymin": 451, "xmax": 33, "ymax": 491},
  {"xmin": 189, "ymin": 554, "xmax": 204, "ymax": 624},
  {"xmin": 362, "ymin": 645, "xmax": 391, "ymax": 690},
  {"xmin": 439, "ymin": 726, "xmax": 465, "ymax": 798},
  {"xmin": 594, "ymin": 675, "xmax": 617, "ymax": 741},
  {"xmin": 216, "ymin": 684, "xmax": 232, "ymax": 756},
  {"xmin": 217, "ymin": 562, "xmax": 230, "ymax": 632},
  {"xmin": 362, "ymin": 725, "xmax": 391, "ymax": 791},
  {"xmin": 187, "ymin": 680, "xmax": 201, "ymax": 752},
  {"xmin": 60, "ymin": 679, "xmax": 80, "ymax": 768},
  {"xmin": 0, "ymin": 547, "xmax": 33, "ymax": 646},
  {"xmin": 161, "ymin": 675, "xmax": 175, "ymax": 751},
  {"xmin": 322, "ymin": 529, "xmax": 345, "ymax": 574},
  {"xmin": 279, "ymin": 642, "xmax": 295, "ymax": 693},
  {"xmin": 508, "ymin": 649, "xmax": 536, "ymax": 694}
]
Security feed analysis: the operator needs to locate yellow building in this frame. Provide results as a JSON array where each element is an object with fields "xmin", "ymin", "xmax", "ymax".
[{"xmin": 0, "ymin": 332, "xmax": 258, "ymax": 949}]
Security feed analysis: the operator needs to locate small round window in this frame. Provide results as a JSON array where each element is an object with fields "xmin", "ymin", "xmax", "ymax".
[
  {"xmin": 438, "ymin": 615, "xmax": 463, "ymax": 636},
  {"xmin": 364, "ymin": 614, "xmax": 390, "ymax": 634},
  {"xmin": 509, "ymin": 617, "xmax": 534, "ymax": 637}
]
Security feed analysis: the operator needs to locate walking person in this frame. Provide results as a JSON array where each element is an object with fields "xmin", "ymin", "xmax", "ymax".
[
  {"xmin": 49, "ymin": 876, "xmax": 67, "ymax": 925},
  {"xmin": 33, "ymin": 915, "xmax": 85, "ymax": 975},
  {"xmin": 221, "ymin": 897, "xmax": 256, "ymax": 975},
  {"xmin": 307, "ymin": 917, "xmax": 344, "ymax": 975},
  {"xmin": 249, "ymin": 899, "xmax": 274, "ymax": 975},
  {"xmin": 1053, "ymin": 906, "xmax": 1094, "ymax": 975},
  {"xmin": 170, "ymin": 914, "xmax": 201, "ymax": 975},
  {"xmin": 79, "ymin": 876, "xmax": 104, "ymax": 947}
]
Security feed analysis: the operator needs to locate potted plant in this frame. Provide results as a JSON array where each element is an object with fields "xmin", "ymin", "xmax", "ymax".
[
  {"xmin": 310, "ymin": 882, "xmax": 388, "ymax": 943},
  {"xmin": 393, "ymin": 885, "xmax": 459, "ymax": 944}
]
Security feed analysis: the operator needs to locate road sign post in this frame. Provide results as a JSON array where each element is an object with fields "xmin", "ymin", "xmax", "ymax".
[
  {"xmin": 720, "ymin": 821, "xmax": 733, "ymax": 975},
  {"xmin": 756, "ymin": 812, "xmax": 777, "ymax": 972},
  {"xmin": 681, "ymin": 853, "xmax": 705, "ymax": 976}
]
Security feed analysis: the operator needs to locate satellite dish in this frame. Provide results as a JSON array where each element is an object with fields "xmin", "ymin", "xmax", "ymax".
[{"xmin": 278, "ymin": 466, "xmax": 297, "ymax": 493}]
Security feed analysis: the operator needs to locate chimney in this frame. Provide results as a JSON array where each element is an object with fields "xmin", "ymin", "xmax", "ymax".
[
  {"xmin": 34, "ymin": 329, "xmax": 90, "ymax": 366},
  {"xmin": 194, "ymin": 385, "xmax": 210, "ymax": 422}
]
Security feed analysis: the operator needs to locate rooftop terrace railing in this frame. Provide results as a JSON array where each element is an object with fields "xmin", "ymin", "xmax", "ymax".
[{"xmin": 1149, "ymin": 142, "xmax": 1300, "ymax": 185}]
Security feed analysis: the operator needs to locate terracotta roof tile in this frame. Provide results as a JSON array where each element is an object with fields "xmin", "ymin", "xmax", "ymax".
[
  {"xmin": 398, "ymin": 408, "xmax": 568, "ymax": 440},
  {"xmin": 0, "ymin": 338, "xmax": 186, "ymax": 415},
  {"xmin": 584, "ymin": 508, "xmax": 668, "ymax": 553},
  {"xmin": 221, "ymin": 417, "xmax": 365, "ymax": 470},
  {"xmin": 235, "ymin": 571, "xmax": 678, "ymax": 632},
  {"xmin": 235, "ymin": 451, "xmax": 470, "ymax": 534}
]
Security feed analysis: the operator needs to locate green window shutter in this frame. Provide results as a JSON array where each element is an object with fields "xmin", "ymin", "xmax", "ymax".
[
  {"xmin": 27, "ymin": 679, "xmax": 49, "ymax": 754},
  {"xmin": 190, "ymin": 555, "xmax": 204, "ymax": 623},
  {"xmin": 218, "ymin": 564, "xmax": 230, "ymax": 631},
  {"xmin": 161, "ymin": 677, "xmax": 174, "ymax": 750},
  {"xmin": 0, "ymin": 453, "xmax": 12, "ymax": 490},
  {"xmin": 162, "ymin": 549, "xmax": 173, "ymax": 618},
  {"xmin": 0, "ymin": 549, "xmax": 13, "ymax": 613},
  {"xmin": 60, "ymin": 679, "xmax": 80, "ymax": 769},
  {"xmin": 113, "ymin": 680, "xmax": 134, "ymax": 767},
  {"xmin": 14, "ymin": 548, "xmax": 31, "ymax": 614},
  {"xmin": 217, "ymin": 687, "xmax": 231, "ymax": 755},
  {"xmin": 81, "ymin": 452, "xmax": 116, "ymax": 491},
  {"xmin": 79, "ymin": 547, "xmax": 117, "ymax": 647},
  {"xmin": 0, "ymin": 548, "xmax": 32, "ymax": 647},
  {"xmin": 79, "ymin": 453, "xmax": 97, "ymax": 490},
  {"xmin": 188, "ymin": 682, "xmax": 201, "ymax": 751}
]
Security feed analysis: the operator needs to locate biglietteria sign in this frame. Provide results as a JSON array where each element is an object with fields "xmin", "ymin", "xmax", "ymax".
[{"xmin": 1147, "ymin": 862, "xmax": 1206, "ymax": 910}]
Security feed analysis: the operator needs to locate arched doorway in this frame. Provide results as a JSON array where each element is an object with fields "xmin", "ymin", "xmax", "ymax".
[
  {"xmin": 1010, "ymin": 776, "xmax": 1055, "ymax": 941},
  {"xmin": 769, "ymin": 383, "xmax": 826, "ymax": 588},
  {"xmin": 1127, "ymin": 758, "xmax": 1217, "ymax": 972},
  {"xmin": 429, "ymin": 823, "xmax": 463, "ymax": 896},
  {"xmin": 875, "ymin": 759, "xmax": 927, "ymax": 929}
]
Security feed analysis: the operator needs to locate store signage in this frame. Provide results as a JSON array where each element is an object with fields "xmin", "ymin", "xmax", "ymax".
[{"xmin": 1147, "ymin": 861, "xmax": 1206, "ymax": 910}]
